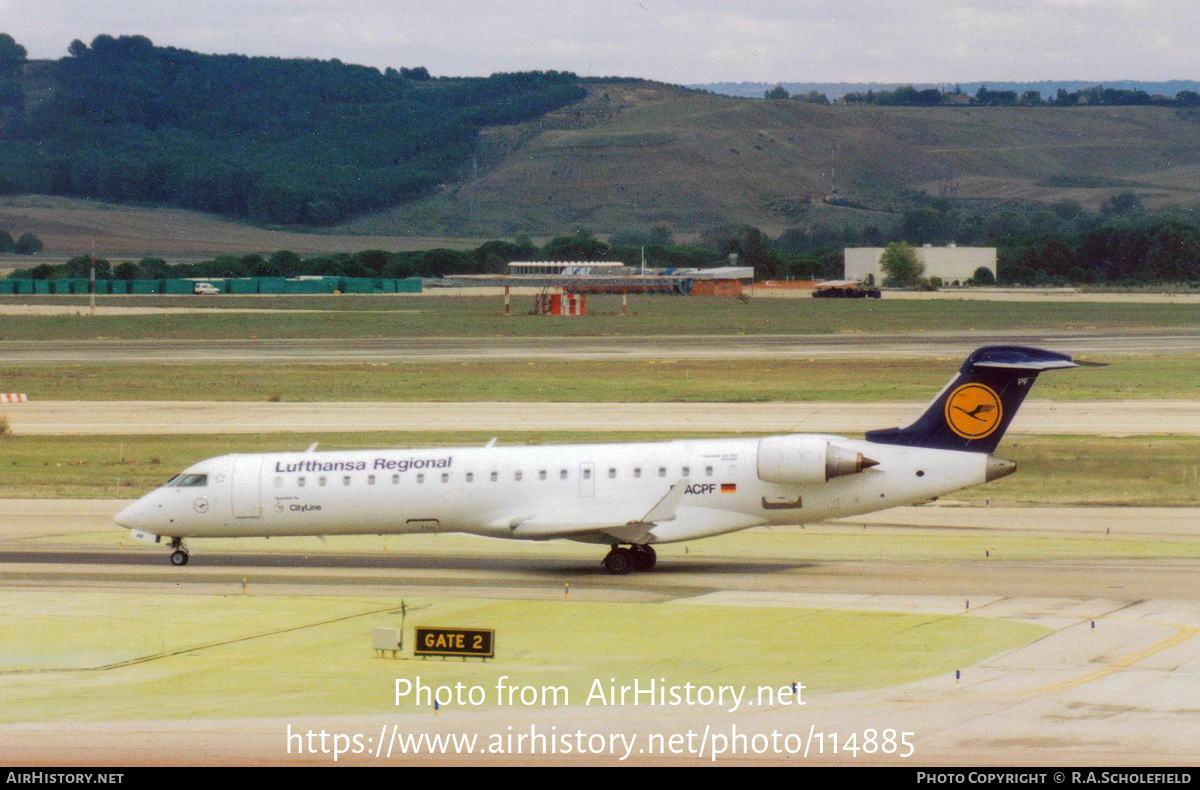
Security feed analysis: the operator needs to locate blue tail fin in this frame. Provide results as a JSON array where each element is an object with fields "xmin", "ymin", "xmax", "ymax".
[{"xmin": 864, "ymin": 346, "xmax": 1077, "ymax": 453}]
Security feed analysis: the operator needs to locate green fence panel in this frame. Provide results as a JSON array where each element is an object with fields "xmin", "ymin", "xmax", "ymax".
[
  {"xmin": 227, "ymin": 278, "xmax": 258, "ymax": 294},
  {"xmin": 338, "ymin": 277, "xmax": 377, "ymax": 293},
  {"xmin": 396, "ymin": 278, "xmax": 422, "ymax": 293},
  {"xmin": 255, "ymin": 277, "xmax": 286, "ymax": 294},
  {"xmin": 130, "ymin": 279, "xmax": 161, "ymax": 294}
]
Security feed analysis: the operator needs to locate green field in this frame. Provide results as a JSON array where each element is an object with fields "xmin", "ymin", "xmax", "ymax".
[
  {"xmin": 0, "ymin": 591, "xmax": 1047, "ymax": 722},
  {"xmin": 1, "ymin": 295, "xmax": 1199, "ymax": 339},
  {"xmin": 0, "ymin": 353, "xmax": 1192, "ymax": 402},
  {"xmin": 2, "ymin": 431, "xmax": 1197, "ymax": 505}
]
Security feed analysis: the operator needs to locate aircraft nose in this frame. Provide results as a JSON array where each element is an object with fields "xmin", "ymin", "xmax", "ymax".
[{"xmin": 114, "ymin": 499, "xmax": 148, "ymax": 529}]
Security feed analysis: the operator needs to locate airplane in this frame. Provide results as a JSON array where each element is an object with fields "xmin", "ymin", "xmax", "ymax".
[{"xmin": 115, "ymin": 346, "xmax": 1080, "ymax": 574}]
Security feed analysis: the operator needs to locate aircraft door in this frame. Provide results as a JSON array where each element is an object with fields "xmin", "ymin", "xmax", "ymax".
[
  {"xmin": 579, "ymin": 462, "xmax": 595, "ymax": 497},
  {"xmin": 231, "ymin": 456, "xmax": 264, "ymax": 518}
]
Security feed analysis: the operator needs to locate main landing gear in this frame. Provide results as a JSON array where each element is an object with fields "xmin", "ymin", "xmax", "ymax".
[
  {"xmin": 602, "ymin": 544, "xmax": 656, "ymax": 575},
  {"xmin": 168, "ymin": 537, "xmax": 190, "ymax": 567}
]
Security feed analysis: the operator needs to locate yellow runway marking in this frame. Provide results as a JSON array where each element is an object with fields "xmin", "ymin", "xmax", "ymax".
[{"xmin": 1016, "ymin": 621, "xmax": 1199, "ymax": 697}]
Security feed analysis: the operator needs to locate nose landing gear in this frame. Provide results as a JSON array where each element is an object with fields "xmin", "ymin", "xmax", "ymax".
[
  {"xmin": 168, "ymin": 537, "xmax": 190, "ymax": 567},
  {"xmin": 602, "ymin": 544, "xmax": 656, "ymax": 575}
]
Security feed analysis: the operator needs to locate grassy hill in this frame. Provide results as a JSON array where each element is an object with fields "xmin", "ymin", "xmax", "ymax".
[
  {"xmin": 341, "ymin": 82, "xmax": 1200, "ymax": 236},
  {"xmin": 1, "ymin": 36, "xmax": 584, "ymax": 227},
  {"xmin": 5, "ymin": 36, "xmax": 1200, "ymax": 241}
]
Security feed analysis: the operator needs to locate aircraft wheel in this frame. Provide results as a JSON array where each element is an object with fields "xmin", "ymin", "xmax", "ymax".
[
  {"xmin": 603, "ymin": 548, "xmax": 633, "ymax": 575},
  {"xmin": 632, "ymin": 545, "xmax": 657, "ymax": 571},
  {"xmin": 170, "ymin": 550, "xmax": 190, "ymax": 567}
]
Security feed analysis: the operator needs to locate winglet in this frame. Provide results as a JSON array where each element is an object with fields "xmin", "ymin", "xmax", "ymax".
[{"xmin": 634, "ymin": 480, "xmax": 689, "ymax": 525}]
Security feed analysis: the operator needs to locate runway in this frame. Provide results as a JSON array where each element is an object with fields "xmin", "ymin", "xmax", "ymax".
[
  {"xmin": 5, "ymin": 399, "xmax": 1199, "ymax": 435},
  {"xmin": 1, "ymin": 330, "xmax": 1199, "ymax": 364},
  {"xmin": 0, "ymin": 499, "xmax": 1197, "ymax": 765}
]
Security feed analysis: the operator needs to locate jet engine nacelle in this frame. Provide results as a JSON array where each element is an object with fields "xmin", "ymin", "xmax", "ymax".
[{"xmin": 756, "ymin": 435, "xmax": 878, "ymax": 485}]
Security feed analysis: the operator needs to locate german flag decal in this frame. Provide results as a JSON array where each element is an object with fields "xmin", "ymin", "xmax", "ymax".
[{"xmin": 721, "ymin": 483, "xmax": 737, "ymax": 493}]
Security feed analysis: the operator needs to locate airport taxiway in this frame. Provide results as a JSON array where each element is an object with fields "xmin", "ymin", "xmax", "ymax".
[
  {"xmin": 0, "ymin": 500, "xmax": 1197, "ymax": 765},
  {"xmin": 4, "ymin": 399, "xmax": 1199, "ymax": 435},
  {"xmin": 1, "ymin": 330, "xmax": 1200, "ymax": 365}
]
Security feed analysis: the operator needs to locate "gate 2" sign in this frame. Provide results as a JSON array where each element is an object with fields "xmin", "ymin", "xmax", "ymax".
[{"xmin": 414, "ymin": 627, "xmax": 494, "ymax": 659}]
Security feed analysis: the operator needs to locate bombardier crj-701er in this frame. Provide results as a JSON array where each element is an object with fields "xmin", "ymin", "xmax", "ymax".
[{"xmin": 116, "ymin": 346, "xmax": 1079, "ymax": 574}]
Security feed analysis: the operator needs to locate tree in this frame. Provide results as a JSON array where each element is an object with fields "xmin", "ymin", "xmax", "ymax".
[
  {"xmin": 0, "ymin": 34, "xmax": 26, "ymax": 78},
  {"xmin": 971, "ymin": 266, "xmax": 996, "ymax": 285},
  {"xmin": 13, "ymin": 233, "xmax": 41, "ymax": 254},
  {"xmin": 269, "ymin": 250, "xmax": 302, "ymax": 277},
  {"xmin": 879, "ymin": 242, "xmax": 924, "ymax": 286},
  {"xmin": 1101, "ymin": 192, "xmax": 1144, "ymax": 219},
  {"xmin": 764, "ymin": 85, "xmax": 789, "ymax": 100},
  {"xmin": 66, "ymin": 254, "xmax": 110, "ymax": 278},
  {"xmin": 113, "ymin": 261, "xmax": 144, "ymax": 280}
]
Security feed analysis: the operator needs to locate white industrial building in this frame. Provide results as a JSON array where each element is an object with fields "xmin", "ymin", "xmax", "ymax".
[{"xmin": 844, "ymin": 246, "xmax": 997, "ymax": 285}]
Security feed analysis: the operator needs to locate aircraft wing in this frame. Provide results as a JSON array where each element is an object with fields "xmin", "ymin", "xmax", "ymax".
[
  {"xmin": 486, "ymin": 480, "xmax": 688, "ymax": 542},
  {"xmin": 484, "ymin": 481, "xmax": 766, "ymax": 545}
]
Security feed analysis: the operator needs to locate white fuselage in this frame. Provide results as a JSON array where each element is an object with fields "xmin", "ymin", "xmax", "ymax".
[{"xmin": 115, "ymin": 435, "xmax": 994, "ymax": 546}]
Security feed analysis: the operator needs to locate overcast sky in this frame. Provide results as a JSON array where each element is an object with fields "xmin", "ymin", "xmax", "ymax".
[{"xmin": 2, "ymin": 0, "xmax": 1195, "ymax": 84}]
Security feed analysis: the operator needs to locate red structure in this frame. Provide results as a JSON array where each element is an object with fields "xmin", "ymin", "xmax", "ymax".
[{"xmin": 534, "ymin": 289, "xmax": 587, "ymax": 315}]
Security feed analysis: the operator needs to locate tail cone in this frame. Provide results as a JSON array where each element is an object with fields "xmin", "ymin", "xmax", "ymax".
[{"xmin": 985, "ymin": 456, "xmax": 1017, "ymax": 482}]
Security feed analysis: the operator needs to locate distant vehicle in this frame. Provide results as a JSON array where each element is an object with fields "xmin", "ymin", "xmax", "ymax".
[
  {"xmin": 812, "ymin": 281, "xmax": 881, "ymax": 298},
  {"xmin": 117, "ymin": 347, "xmax": 1079, "ymax": 573},
  {"xmin": 193, "ymin": 282, "xmax": 221, "ymax": 295}
]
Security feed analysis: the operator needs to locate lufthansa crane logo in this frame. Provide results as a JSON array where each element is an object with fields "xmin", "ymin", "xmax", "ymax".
[{"xmin": 944, "ymin": 383, "xmax": 1003, "ymax": 440}]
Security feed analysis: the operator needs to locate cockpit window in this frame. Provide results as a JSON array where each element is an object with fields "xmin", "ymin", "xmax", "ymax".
[
  {"xmin": 176, "ymin": 474, "xmax": 208, "ymax": 487},
  {"xmin": 163, "ymin": 474, "xmax": 183, "ymax": 488}
]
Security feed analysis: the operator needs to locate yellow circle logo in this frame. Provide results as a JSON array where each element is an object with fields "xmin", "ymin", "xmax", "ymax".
[{"xmin": 944, "ymin": 383, "xmax": 1002, "ymax": 440}]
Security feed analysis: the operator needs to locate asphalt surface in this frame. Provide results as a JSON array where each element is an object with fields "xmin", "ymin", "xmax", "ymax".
[
  {"xmin": 7, "ymin": 399, "xmax": 1199, "ymax": 435},
  {"xmin": 2, "ymin": 330, "xmax": 1200, "ymax": 364},
  {"xmin": 1, "ymin": 500, "xmax": 1198, "ymax": 765}
]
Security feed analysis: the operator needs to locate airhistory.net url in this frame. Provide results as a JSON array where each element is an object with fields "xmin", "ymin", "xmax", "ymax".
[{"xmin": 286, "ymin": 724, "xmax": 916, "ymax": 762}]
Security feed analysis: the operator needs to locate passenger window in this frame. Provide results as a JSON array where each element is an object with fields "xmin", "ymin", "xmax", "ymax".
[
  {"xmin": 515, "ymin": 471, "xmax": 522, "ymax": 481},
  {"xmin": 682, "ymin": 466, "xmax": 690, "ymax": 477},
  {"xmin": 634, "ymin": 468, "xmax": 641, "ymax": 478},
  {"xmin": 583, "ymin": 468, "xmax": 592, "ymax": 480},
  {"xmin": 368, "ymin": 474, "xmax": 376, "ymax": 485},
  {"xmin": 392, "ymin": 474, "xmax": 400, "ymax": 484},
  {"xmin": 417, "ymin": 474, "xmax": 425, "ymax": 484},
  {"xmin": 298, "ymin": 476, "xmax": 306, "ymax": 488},
  {"xmin": 608, "ymin": 468, "xmax": 616, "ymax": 479},
  {"xmin": 343, "ymin": 475, "xmax": 351, "ymax": 486},
  {"xmin": 705, "ymin": 466, "xmax": 713, "ymax": 477},
  {"xmin": 539, "ymin": 470, "xmax": 547, "ymax": 481},
  {"xmin": 560, "ymin": 469, "xmax": 568, "ymax": 480},
  {"xmin": 319, "ymin": 476, "xmax": 327, "ymax": 486},
  {"xmin": 659, "ymin": 467, "xmax": 666, "ymax": 478},
  {"xmin": 490, "ymin": 471, "xmax": 498, "ymax": 482},
  {"xmin": 441, "ymin": 473, "xmax": 449, "ymax": 483},
  {"xmin": 466, "ymin": 472, "xmax": 474, "ymax": 482}
]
